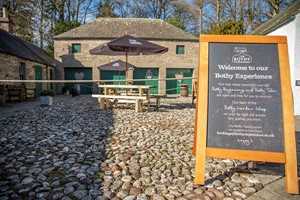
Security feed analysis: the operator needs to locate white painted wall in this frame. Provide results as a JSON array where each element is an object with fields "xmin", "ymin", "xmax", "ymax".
[{"xmin": 268, "ymin": 13, "xmax": 300, "ymax": 116}]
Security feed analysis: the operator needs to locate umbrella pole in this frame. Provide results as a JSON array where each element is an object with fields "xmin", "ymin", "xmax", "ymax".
[{"xmin": 126, "ymin": 51, "xmax": 128, "ymax": 85}]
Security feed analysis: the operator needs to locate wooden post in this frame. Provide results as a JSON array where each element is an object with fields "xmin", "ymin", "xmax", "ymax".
[
  {"xmin": 99, "ymin": 98, "xmax": 105, "ymax": 109},
  {"xmin": 278, "ymin": 43, "xmax": 299, "ymax": 194},
  {"xmin": 194, "ymin": 42, "xmax": 209, "ymax": 184}
]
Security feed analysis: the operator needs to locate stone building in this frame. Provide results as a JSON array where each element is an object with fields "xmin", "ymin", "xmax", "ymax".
[
  {"xmin": 251, "ymin": 1, "xmax": 300, "ymax": 116},
  {"xmin": 54, "ymin": 17, "xmax": 199, "ymax": 95},
  {"xmin": 0, "ymin": 5, "xmax": 55, "ymax": 97}
]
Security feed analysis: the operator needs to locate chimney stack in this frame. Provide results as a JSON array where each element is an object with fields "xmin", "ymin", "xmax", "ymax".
[
  {"xmin": 0, "ymin": 4, "xmax": 12, "ymax": 32},
  {"xmin": 2, "ymin": 5, "xmax": 7, "ymax": 18}
]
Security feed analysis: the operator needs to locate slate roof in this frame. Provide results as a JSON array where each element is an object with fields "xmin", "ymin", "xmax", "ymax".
[
  {"xmin": 0, "ymin": 28, "xmax": 55, "ymax": 66},
  {"xmin": 251, "ymin": 1, "xmax": 300, "ymax": 35},
  {"xmin": 54, "ymin": 18, "xmax": 198, "ymax": 42}
]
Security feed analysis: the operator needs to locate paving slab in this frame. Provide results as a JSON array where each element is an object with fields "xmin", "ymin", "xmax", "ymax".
[
  {"xmin": 247, "ymin": 177, "xmax": 300, "ymax": 200},
  {"xmin": 246, "ymin": 118, "xmax": 300, "ymax": 199}
]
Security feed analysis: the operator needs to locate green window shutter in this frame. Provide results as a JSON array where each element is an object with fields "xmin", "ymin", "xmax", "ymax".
[
  {"xmin": 176, "ymin": 45, "xmax": 185, "ymax": 55},
  {"xmin": 72, "ymin": 44, "xmax": 81, "ymax": 53}
]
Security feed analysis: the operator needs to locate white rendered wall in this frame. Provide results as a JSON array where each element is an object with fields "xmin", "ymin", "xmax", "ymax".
[{"xmin": 268, "ymin": 13, "xmax": 300, "ymax": 116}]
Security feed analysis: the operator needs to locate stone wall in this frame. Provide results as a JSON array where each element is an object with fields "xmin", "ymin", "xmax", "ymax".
[
  {"xmin": 0, "ymin": 52, "xmax": 53, "ymax": 92},
  {"xmin": 54, "ymin": 39, "xmax": 199, "ymax": 94}
]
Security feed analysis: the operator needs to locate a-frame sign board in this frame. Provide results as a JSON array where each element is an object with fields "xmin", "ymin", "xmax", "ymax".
[{"xmin": 193, "ymin": 35, "xmax": 299, "ymax": 194}]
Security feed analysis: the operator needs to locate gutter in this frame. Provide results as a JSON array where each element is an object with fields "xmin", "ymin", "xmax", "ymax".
[{"xmin": 261, "ymin": 15, "xmax": 296, "ymax": 35}]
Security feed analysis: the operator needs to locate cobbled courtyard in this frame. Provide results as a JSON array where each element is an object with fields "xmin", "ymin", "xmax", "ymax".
[{"xmin": 0, "ymin": 96, "xmax": 288, "ymax": 199}]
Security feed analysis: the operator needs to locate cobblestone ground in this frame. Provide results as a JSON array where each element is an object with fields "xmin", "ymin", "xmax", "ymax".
[{"xmin": 0, "ymin": 96, "xmax": 290, "ymax": 200}]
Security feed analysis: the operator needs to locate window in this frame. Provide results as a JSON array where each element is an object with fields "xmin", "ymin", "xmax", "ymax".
[
  {"xmin": 19, "ymin": 62, "xmax": 26, "ymax": 81},
  {"xmin": 176, "ymin": 45, "xmax": 185, "ymax": 55},
  {"xmin": 72, "ymin": 43, "xmax": 81, "ymax": 53}
]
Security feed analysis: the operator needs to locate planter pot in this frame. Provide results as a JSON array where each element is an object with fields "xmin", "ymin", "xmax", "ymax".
[
  {"xmin": 72, "ymin": 84, "xmax": 80, "ymax": 97},
  {"xmin": 63, "ymin": 90, "xmax": 69, "ymax": 95},
  {"xmin": 40, "ymin": 96, "xmax": 53, "ymax": 106},
  {"xmin": 0, "ymin": 94, "xmax": 5, "ymax": 105},
  {"xmin": 179, "ymin": 84, "xmax": 188, "ymax": 97}
]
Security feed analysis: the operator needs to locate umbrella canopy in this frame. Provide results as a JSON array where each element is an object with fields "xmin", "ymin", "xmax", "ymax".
[
  {"xmin": 97, "ymin": 60, "xmax": 137, "ymax": 71},
  {"xmin": 89, "ymin": 35, "xmax": 168, "ymax": 55},
  {"xmin": 90, "ymin": 34, "xmax": 168, "ymax": 84}
]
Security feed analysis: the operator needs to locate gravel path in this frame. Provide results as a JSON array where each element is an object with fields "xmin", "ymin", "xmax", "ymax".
[{"xmin": 0, "ymin": 96, "xmax": 279, "ymax": 199}]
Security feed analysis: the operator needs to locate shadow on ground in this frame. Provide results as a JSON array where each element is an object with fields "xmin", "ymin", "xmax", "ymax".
[{"xmin": 0, "ymin": 96, "xmax": 115, "ymax": 199}]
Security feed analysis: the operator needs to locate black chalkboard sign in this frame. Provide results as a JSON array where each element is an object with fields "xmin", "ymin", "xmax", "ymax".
[
  {"xmin": 194, "ymin": 35, "xmax": 298, "ymax": 194},
  {"xmin": 207, "ymin": 43, "xmax": 284, "ymax": 152}
]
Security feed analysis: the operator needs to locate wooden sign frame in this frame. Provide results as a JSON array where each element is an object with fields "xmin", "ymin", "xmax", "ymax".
[{"xmin": 193, "ymin": 35, "xmax": 298, "ymax": 194}]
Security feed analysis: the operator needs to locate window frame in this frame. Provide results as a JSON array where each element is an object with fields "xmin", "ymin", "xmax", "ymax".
[
  {"xmin": 19, "ymin": 62, "xmax": 26, "ymax": 80},
  {"xmin": 176, "ymin": 45, "xmax": 185, "ymax": 55},
  {"xmin": 71, "ymin": 43, "xmax": 81, "ymax": 54}
]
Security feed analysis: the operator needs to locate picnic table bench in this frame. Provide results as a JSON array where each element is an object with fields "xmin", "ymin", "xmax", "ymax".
[
  {"xmin": 192, "ymin": 80, "xmax": 198, "ymax": 104},
  {"xmin": 150, "ymin": 94, "xmax": 166, "ymax": 108},
  {"xmin": 119, "ymin": 92, "xmax": 165, "ymax": 108},
  {"xmin": 6, "ymin": 85, "xmax": 36, "ymax": 102},
  {"xmin": 93, "ymin": 84, "xmax": 165, "ymax": 112},
  {"xmin": 92, "ymin": 94, "xmax": 146, "ymax": 112}
]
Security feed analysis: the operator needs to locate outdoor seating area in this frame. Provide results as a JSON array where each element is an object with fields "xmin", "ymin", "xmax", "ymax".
[
  {"xmin": 92, "ymin": 94, "xmax": 146, "ymax": 112},
  {"xmin": 92, "ymin": 84, "xmax": 164, "ymax": 112},
  {"xmin": 2, "ymin": 1, "xmax": 300, "ymax": 198}
]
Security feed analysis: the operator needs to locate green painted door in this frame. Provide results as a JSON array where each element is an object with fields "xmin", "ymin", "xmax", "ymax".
[
  {"xmin": 35, "ymin": 66, "xmax": 43, "ymax": 96},
  {"xmin": 166, "ymin": 69, "xmax": 193, "ymax": 95},
  {"xmin": 133, "ymin": 68, "xmax": 158, "ymax": 94},
  {"xmin": 49, "ymin": 69, "xmax": 54, "ymax": 90},
  {"xmin": 64, "ymin": 68, "xmax": 92, "ymax": 94},
  {"xmin": 100, "ymin": 70, "xmax": 126, "ymax": 85}
]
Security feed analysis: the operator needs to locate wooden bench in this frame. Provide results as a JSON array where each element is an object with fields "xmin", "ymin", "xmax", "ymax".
[
  {"xmin": 119, "ymin": 93, "xmax": 165, "ymax": 109},
  {"xmin": 92, "ymin": 94, "xmax": 147, "ymax": 112},
  {"xmin": 150, "ymin": 94, "xmax": 166, "ymax": 108},
  {"xmin": 6, "ymin": 85, "xmax": 36, "ymax": 102},
  {"xmin": 192, "ymin": 80, "xmax": 198, "ymax": 104}
]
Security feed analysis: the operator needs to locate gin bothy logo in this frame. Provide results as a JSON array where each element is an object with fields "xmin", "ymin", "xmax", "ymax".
[
  {"xmin": 232, "ymin": 47, "xmax": 252, "ymax": 64},
  {"xmin": 129, "ymin": 39, "xmax": 142, "ymax": 45}
]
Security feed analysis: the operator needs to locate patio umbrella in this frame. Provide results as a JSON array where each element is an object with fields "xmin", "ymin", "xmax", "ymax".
[
  {"xmin": 89, "ymin": 34, "xmax": 168, "ymax": 83},
  {"xmin": 97, "ymin": 60, "xmax": 137, "ymax": 71},
  {"xmin": 97, "ymin": 60, "xmax": 138, "ymax": 83}
]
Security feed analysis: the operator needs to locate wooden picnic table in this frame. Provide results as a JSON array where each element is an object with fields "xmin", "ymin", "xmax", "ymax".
[
  {"xmin": 92, "ymin": 84, "xmax": 158, "ymax": 112},
  {"xmin": 99, "ymin": 84, "xmax": 154, "ymax": 96}
]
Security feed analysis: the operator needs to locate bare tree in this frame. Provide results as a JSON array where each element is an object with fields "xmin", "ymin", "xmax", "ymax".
[
  {"xmin": 97, "ymin": 0, "xmax": 116, "ymax": 17},
  {"xmin": 130, "ymin": 0, "xmax": 173, "ymax": 20},
  {"xmin": 244, "ymin": 0, "xmax": 265, "ymax": 32},
  {"xmin": 216, "ymin": 0, "xmax": 221, "ymax": 24},
  {"xmin": 264, "ymin": 0, "xmax": 294, "ymax": 17},
  {"xmin": 112, "ymin": 0, "xmax": 131, "ymax": 17},
  {"xmin": 38, "ymin": 0, "xmax": 44, "ymax": 48},
  {"xmin": 4, "ymin": 0, "xmax": 297, "ymax": 52}
]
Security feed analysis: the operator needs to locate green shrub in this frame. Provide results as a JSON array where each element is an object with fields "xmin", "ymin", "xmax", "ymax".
[
  {"xmin": 62, "ymin": 86, "xmax": 70, "ymax": 93},
  {"xmin": 40, "ymin": 89, "xmax": 55, "ymax": 96}
]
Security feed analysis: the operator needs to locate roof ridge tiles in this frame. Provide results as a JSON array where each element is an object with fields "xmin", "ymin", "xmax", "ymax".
[{"xmin": 54, "ymin": 17, "xmax": 198, "ymax": 41}]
